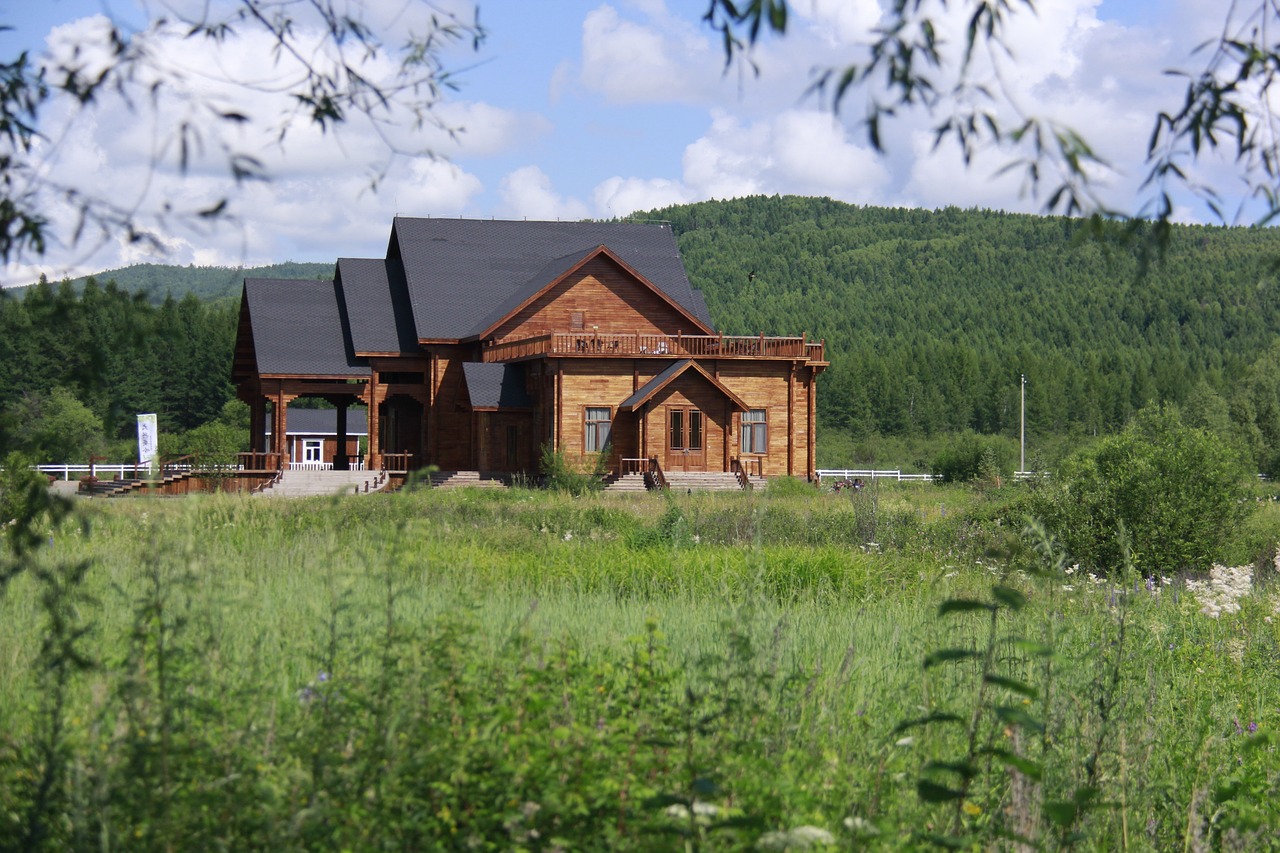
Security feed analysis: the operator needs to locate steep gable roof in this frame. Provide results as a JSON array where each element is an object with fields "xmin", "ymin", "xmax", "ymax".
[
  {"xmin": 336, "ymin": 258, "xmax": 417, "ymax": 355},
  {"xmin": 619, "ymin": 359, "xmax": 749, "ymax": 412},
  {"xmin": 476, "ymin": 244, "xmax": 714, "ymax": 339},
  {"xmin": 387, "ymin": 217, "xmax": 713, "ymax": 340},
  {"xmin": 462, "ymin": 363, "xmax": 533, "ymax": 410},
  {"xmin": 241, "ymin": 278, "xmax": 368, "ymax": 377}
]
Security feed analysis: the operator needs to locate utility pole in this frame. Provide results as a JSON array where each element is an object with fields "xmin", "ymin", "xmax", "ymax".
[{"xmin": 1020, "ymin": 374, "xmax": 1026, "ymax": 474}]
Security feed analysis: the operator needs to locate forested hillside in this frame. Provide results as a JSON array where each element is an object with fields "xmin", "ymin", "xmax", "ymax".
[
  {"xmin": 10, "ymin": 261, "xmax": 333, "ymax": 303},
  {"xmin": 641, "ymin": 197, "xmax": 1280, "ymax": 469},
  {"xmin": 5, "ymin": 196, "xmax": 1280, "ymax": 472},
  {"xmin": 0, "ymin": 279, "xmax": 236, "ymax": 461}
]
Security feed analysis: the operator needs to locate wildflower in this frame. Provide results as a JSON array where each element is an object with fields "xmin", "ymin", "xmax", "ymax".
[
  {"xmin": 1065, "ymin": 564, "xmax": 1078, "ymax": 575},
  {"xmin": 962, "ymin": 802, "xmax": 982, "ymax": 816},
  {"xmin": 1249, "ymin": 721, "xmax": 1259, "ymax": 734},
  {"xmin": 563, "ymin": 531, "xmax": 573, "ymax": 541},
  {"xmin": 757, "ymin": 826, "xmax": 835, "ymax": 850},
  {"xmin": 844, "ymin": 816, "xmax": 879, "ymax": 836},
  {"xmin": 894, "ymin": 736, "xmax": 914, "ymax": 748},
  {"xmin": 1062, "ymin": 584, "xmax": 1074, "ymax": 592}
]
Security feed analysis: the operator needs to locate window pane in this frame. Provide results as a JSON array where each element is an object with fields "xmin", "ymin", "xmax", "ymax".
[
  {"xmin": 752, "ymin": 423, "xmax": 767, "ymax": 454},
  {"xmin": 689, "ymin": 411, "xmax": 703, "ymax": 450},
  {"xmin": 585, "ymin": 407, "xmax": 611, "ymax": 452},
  {"xmin": 741, "ymin": 409, "xmax": 766, "ymax": 454},
  {"xmin": 669, "ymin": 410, "xmax": 684, "ymax": 449}
]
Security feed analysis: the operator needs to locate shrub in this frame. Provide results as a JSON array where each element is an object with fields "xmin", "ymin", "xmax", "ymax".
[
  {"xmin": 1031, "ymin": 405, "xmax": 1253, "ymax": 575},
  {"xmin": 539, "ymin": 443, "xmax": 604, "ymax": 495},
  {"xmin": 931, "ymin": 431, "xmax": 1016, "ymax": 484}
]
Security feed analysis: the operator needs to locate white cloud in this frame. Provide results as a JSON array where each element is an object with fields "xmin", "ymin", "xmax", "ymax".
[
  {"xmin": 593, "ymin": 176, "xmax": 695, "ymax": 217},
  {"xmin": 579, "ymin": 4, "xmax": 723, "ymax": 104},
  {"xmin": 499, "ymin": 166, "xmax": 591, "ymax": 221},
  {"xmin": 681, "ymin": 109, "xmax": 890, "ymax": 203}
]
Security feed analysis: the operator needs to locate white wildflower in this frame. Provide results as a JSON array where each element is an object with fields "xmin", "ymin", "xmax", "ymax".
[
  {"xmin": 1062, "ymin": 585, "xmax": 1074, "ymax": 592},
  {"xmin": 563, "ymin": 531, "xmax": 573, "ymax": 541},
  {"xmin": 1188, "ymin": 564, "xmax": 1252, "ymax": 618},
  {"xmin": 665, "ymin": 801, "xmax": 719, "ymax": 822},
  {"xmin": 895, "ymin": 736, "xmax": 914, "ymax": 748},
  {"xmin": 757, "ymin": 826, "xmax": 835, "ymax": 850},
  {"xmin": 1065, "ymin": 564, "xmax": 1078, "ymax": 575}
]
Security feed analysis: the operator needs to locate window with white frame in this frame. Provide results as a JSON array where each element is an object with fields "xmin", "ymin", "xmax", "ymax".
[
  {"xmin": 303, "ymin": 438, "xmax": 323, "ymax": 463},
  {"xmin": 741, "ymin": 409, "xmax": 767, "ymax": 454},
  {"xmin": 585, "ymin": 407, "xmax": 612, "ymax": 452}
]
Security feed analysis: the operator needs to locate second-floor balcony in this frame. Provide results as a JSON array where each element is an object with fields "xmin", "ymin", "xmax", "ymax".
[{"xmin": 483, "ymin": 331, "xmax": 825, "ymax": 364}]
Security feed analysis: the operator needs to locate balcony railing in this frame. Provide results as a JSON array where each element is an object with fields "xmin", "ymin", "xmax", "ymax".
[{"xmin": 483, "ymin": 332, "xmax": 824, "ymax": 363}]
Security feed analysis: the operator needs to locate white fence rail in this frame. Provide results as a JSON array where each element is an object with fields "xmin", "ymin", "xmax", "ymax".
[
  {"xmin": 35, "ymin": 464, "xmax": 143, "ymax": 481},
  {"xmin": 816, "ymin": 468, "xmax": 938, "ymax": 483}
]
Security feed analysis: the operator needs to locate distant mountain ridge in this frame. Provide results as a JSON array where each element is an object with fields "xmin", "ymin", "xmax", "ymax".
[{"xmin": 13, "ymin": 261, "xmax": 334, "ymax": 303}]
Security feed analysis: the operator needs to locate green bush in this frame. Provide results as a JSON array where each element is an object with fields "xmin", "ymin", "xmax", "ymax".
[
  {"xmin": 931, "ymin": 431, "xmax": 1017, "ymax": 484},
  {"xmin": 539, "ymin": 443, "xmax": 604, "ymax": 495},
  {"xmin": 1031, "ymin": 405, "xmax": 1254, "ymax": 575}
]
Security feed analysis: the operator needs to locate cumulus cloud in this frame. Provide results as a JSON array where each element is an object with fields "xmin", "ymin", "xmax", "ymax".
[
  {"xmin": 579, "ymin": 4, "xmax": 724, "ymax": 104},
  {"xmin": 499, "ymin": 166, "xmax": 591, "ymax": 221},
  {"xmin": 583, "ymin": 108, "xmax": 890, "ymax": 218}
]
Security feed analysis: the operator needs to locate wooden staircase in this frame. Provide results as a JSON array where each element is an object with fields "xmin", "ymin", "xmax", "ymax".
[{"xmin": 81, "ymin": 471, "xmax": 194, "ymax": 496}]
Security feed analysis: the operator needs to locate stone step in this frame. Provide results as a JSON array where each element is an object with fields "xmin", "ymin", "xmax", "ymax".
[
  {"xmin": 663, "ymin": 472, "xmax": 748, "ymax": 492},
  {"xmin": 258, "ymin": 469, "xmax": 386, "ymax": 498},
  {"xmin": 428, "ymin": 471, "xmax": 510, "ymax": 489},
  {"xmin": 603, "ymin": 473, "xmax": 651, "ymax": 493}
]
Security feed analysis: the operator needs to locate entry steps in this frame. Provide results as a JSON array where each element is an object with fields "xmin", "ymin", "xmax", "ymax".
[{"xmin": 256, "ymin": 469, "xmax": 387, "ymax": 498}]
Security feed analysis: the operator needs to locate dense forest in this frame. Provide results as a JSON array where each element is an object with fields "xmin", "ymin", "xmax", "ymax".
[
  {"xmin": 4, "ymin": 196, "xmax": 1280, "ymax": 472},
  {"xmin": 0, "ymin": 279, "xmax": 238, "ymax": 462},
  {"xmin": 643, "ymin": 197, "xmax": 1280, "ymax": 472}
]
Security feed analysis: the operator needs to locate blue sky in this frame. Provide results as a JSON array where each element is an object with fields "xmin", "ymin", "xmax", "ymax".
[{"xmin": 0, "ymin": 0, "xmax": 1249, "ymax": 285}]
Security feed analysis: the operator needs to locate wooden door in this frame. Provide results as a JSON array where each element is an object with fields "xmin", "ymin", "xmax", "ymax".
[{"xmin": 666, "ymin": 407, "xmax": 705, "ymax": 471}]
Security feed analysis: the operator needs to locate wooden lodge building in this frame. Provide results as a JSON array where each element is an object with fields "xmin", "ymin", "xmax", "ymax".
[{"xmin": 232, "ymin": 218, "xmax": 827, "ymax": 482}]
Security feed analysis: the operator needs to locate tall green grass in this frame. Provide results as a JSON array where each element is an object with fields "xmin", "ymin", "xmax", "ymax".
[{"xmin": 1, "ymin": 485, "xmax": 1278, "ymax": 850}]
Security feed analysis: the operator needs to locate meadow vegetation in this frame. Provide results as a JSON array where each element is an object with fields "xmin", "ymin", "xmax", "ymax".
[{"xmin": 2, "ymin": 475, "xmax": 1279, "ymax": 851}]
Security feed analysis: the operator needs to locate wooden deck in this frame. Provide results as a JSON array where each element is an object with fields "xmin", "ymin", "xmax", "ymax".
[{"xmin": 482, "ymin": 332, "xmax": 825, "ymax": 364}]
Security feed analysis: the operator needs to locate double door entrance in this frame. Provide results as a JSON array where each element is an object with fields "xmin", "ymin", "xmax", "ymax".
[{"xmin": 665, "ymin": 406, "xmax": 705, "ymax": 471}]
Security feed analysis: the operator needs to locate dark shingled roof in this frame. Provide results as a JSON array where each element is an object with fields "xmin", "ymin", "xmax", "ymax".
[
  {"xmin": 238, "ymin": 219, "xmax": 717, "ymax": 383},
  {"xmin": 336, "ymin": 258, "xmax": 418, "ymax": 354},
  {"xmin": 243, "ymin": 278, "xmax": 368, "ymax": 377},
  {"xmin": 388, "ymin": 218, "xmax": 713, "ymax": 339},
  {"xmin": 462, "ymin": 363, "xmax": 533, "ymax": 410},
  {"xmin": 265, "ymin": 408, "xmax": 368, "ymax": 436}
]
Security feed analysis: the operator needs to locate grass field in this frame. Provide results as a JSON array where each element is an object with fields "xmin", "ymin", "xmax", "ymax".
[{"xmin": 2, "ymin": 482, "xmax": 1279, "ymax": 850}]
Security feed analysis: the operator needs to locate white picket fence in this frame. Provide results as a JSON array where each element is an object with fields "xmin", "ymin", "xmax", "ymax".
[
  {"xmin": 816, "ymin": 468, "xmax": 938, "ymax": 483},
  {"xmin": 36, "ymin": 464, "xmax": 143, "ymax": 481}
]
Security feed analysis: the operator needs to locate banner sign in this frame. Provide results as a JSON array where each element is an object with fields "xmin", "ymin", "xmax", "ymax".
[{"xmin": 137, "ymin": 414, "xmax": 158, "ymax": 468}]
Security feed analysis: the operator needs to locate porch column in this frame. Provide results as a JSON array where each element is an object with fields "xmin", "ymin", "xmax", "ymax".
[
  {"xmin": 367, "ymin": 373, "xmax": 384, "ymax": 470},
  {"xmin": 271, "ymin": 386, "xmax": 296, "ymax": 469},
  {"xmin": 807, "ymin": 367, "xmax": 817, "ymax": 481},
  {"xmin": 787, "ymin": 364, "xmax": 796, "ymax": 477},
  {"xmin": 249, "ymin": 394, "xmax": 266, "ymax": 454},
  {"xmin": 334, "ymin": 403, "xmax": 349, "ymax": 470}
]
